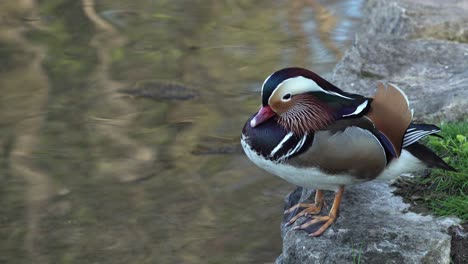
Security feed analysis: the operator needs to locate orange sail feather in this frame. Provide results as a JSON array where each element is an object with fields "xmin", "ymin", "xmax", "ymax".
[{"xmin": 365, "ymin": 83, "xmax": 413, "ymax": 157}]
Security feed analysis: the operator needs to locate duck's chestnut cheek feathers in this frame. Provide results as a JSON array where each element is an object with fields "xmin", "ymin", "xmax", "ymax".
[
  {"xmin": 250, "ymin": 106, "xmax": 276, "ymax": 127},
  {"xmin": 269, "ymin": 96, "xmax": 293, "ymax": 116}
]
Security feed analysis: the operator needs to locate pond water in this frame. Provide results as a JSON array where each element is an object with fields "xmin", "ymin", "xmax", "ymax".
[{"xmin": 0, "ymin": 0, "xmax": 362, "ymax": 263}]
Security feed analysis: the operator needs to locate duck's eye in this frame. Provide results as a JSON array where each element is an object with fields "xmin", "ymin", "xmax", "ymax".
[{"xmin": 282, "ymin": 93, "xmax": 292, "ymax": 101}]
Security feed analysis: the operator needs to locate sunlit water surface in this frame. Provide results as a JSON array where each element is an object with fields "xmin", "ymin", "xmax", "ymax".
[{"xmin": 0, "ymin": 0, "xmax": 362, "ymax": 263}]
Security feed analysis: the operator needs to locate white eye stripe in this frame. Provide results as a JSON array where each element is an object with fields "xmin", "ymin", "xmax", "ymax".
[
  {"xmin": 266, "ymin": 78, "xmax": 288, "ymax": 104},
  {"xmin": 268, "ymin": 76, "xmax": 353, "ymax": 105}
]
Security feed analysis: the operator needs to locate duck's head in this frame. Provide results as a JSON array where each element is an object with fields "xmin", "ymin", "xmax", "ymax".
[{"xmin": 250, "ymin": 67, "xmax": 370, "ymax": 134}]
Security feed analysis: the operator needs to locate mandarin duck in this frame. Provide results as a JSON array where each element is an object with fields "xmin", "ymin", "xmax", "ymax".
[{"xmin": 241, "ymin": 67, "xmax": 456, "ymax": 237}]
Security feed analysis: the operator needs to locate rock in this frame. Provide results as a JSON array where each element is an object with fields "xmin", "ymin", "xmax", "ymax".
[
  {"xmin": 363, "ymin": 0, "xmax": 468, "ymax": 41},
  {"xmin": 449, "ymin": 223, "xmax": 468, "ymax": 264},
  {"xmin": 331, "ymin": 0, "xmax": 468, "ymax": 121},
  {"xmin": 277, "ymin": 0, "xmax": 466, "ymax": 263},
  {"xmin": 332, "ymin": 38, "xmax": 468, "ymax": 121},
  {"xmin": 276, "ymin": 183, "xmax": 458, "ymax": 264}
]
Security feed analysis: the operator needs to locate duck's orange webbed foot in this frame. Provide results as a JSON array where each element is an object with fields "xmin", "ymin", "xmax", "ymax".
[
  {"xmin": 293, "ymin": 214, "xmax": 337, "ymax": 237},
  {"xmin": 285, "ymin": 190, "xmax": 324, "ymax": 226},
  {"xmin": 290, "ymin": 186, "xmax": 344, "ymax": 237}
]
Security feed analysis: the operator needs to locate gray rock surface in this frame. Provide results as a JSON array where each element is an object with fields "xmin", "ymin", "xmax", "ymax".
[
  {"xmin": 362, "ymin": 0, "xmax": 468, "ymax": 41},
  {"xmin": 277, "ymin": 0, "xmax": 466, "ymax": 263},
  {"xmin": 276, "ymin": 183, "xmax": 458, "ymax": 264},
  {"xmin": 331, "ymin": 0, "xmax": 468, "ymax": 121}
]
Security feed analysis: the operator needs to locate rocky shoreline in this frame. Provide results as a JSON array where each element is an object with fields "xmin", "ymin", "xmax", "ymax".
[{"xmin": 276, "ymin": 0, "xmax": 468, "ymax": 263}]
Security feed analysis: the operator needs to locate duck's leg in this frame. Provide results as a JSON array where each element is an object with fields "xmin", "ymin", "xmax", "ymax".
[
  {"xmin": 285, "ymin": 189, "xmax": 324, "ymax": 226},
  {"xmin": 293, "ymin": 186, "xmax": 344, "ymax": 237}
]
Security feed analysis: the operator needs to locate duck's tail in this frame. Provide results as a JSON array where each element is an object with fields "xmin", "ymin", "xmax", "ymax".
[{"xmin": 405, "ymin": 142, "xmax": 457, "ymax": 172}]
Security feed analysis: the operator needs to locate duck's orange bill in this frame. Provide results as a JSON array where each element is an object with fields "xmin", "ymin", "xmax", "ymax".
[{"xmin": 250, "ymin": 106, "xmax": 276, "ymax": 127}]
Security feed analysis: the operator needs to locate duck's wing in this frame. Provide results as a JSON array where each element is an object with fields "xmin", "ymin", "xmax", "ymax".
[{"xmin": 286, "ymin": 117, "xmax": 388, "ymax": 180}]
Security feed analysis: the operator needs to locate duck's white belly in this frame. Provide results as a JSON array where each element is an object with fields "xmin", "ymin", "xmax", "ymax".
[
  {"xmin": 241, "ymin": 136, "xmax": 362, "ymax": 191},
  {"xmin": 241, "ymin": 136, "xmax": 426, "ymax": 191},
  {"xmin": 376, "ymin": 149, "xmax": 426, "ymax": 180}
]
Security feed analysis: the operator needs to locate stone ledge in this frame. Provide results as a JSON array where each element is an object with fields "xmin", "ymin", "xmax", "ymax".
[
  {"xmin": 332, "ymin": 37, "xmax": 468, "ymax": 121},
  {"xmin": 276, "ymin": 183, "xmax": 458, "ymax": 264},
  {"xmin": 331, "ymin": 0, "xmax": 468, "ymax": 122},
  {"xmin": 277, "ymin": 0, "xmax": 466, "ymax": 263}
]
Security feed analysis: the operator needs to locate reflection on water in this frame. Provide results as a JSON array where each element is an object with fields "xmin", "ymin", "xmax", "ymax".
[{"xmin": 0, "ymin": 0, "xmax": 362, "ymax": 263}]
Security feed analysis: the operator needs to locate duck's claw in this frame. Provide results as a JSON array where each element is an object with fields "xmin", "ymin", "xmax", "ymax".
[
  {"xmin": 290, "ymin": 186, "xmax": 345, "ymax": 237},
  {"xmin": 285, "ymin": 203, "xmax": 323, "ymax": 226},
  {"xmin": 293, "ymin": 215, "xmax": 337, "ymax": 237},
  {"xmin": 285, "ymin": 189, "xmax": 324, "ymax": 226},
  {"xmin": 284, "ymin": 202, "xmax": 319, "ymax": 214}
]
